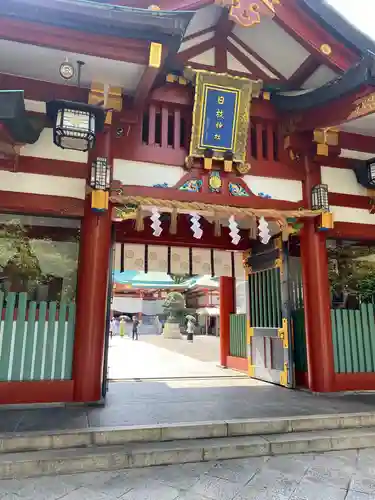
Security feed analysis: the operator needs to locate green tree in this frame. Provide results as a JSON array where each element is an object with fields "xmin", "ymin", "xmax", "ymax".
[{"xmin": 0, "ymin": 219, "xmax": 79, "ymax": 301}]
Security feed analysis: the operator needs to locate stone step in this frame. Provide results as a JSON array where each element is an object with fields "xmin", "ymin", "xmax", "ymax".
[
  {"xmin": 2, "ymin": 426, "xmax": 375, "ymax": 479},
  {"xmin": 2, "ymin": 412, "xmax": 375, "ymax": 455}
]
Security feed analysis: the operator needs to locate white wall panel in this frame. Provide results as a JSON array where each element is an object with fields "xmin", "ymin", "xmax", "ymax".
[
  {"xmin": 20, "ymin": 129, "xmax": 88, "ymax": 163},
  {"xmin": 0, "ymin": 170, "xmax": 85, "ymax": 199},
  {"xmin": 113, "ymin": 159, "xmax": 184, "ymax": 187}
]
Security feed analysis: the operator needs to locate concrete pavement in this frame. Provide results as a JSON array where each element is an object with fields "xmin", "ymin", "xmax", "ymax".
[
  {"xmin": 108, "ymin": 336, "xmax": 241, "ymax": 380},
  {"xmin": 1, "ymin": 449, "xmax": 375, "ymax": 499}
]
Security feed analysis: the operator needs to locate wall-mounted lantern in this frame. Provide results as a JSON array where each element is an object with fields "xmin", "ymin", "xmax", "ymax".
[
  {"xmin": 367, "ymin": 160, "xmax": 375, "ymax": 186},
  {"xmin": 311, "ymin": 184, "xmax": 329, "ymax": 212},
  {"xmin": 90, "ymin": 157, "xmax": 110, "ymax": 213},
  {"xmin": 312, "ymin": 184, "xmax": 334, "ymax": 231},
  {"xmin": 46, "ymin": 100, "xmax": 105, "ymax": 152}
]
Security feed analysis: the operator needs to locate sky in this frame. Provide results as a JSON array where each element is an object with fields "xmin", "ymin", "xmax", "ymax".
[{"xmin": 326, "ymin": 0, "xmax": 375, "ymax": 40}]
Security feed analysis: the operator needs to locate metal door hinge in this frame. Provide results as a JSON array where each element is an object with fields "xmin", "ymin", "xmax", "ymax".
[{"xmin": 278, "ymin": 318, "xmax": 289, "ymax": 349}]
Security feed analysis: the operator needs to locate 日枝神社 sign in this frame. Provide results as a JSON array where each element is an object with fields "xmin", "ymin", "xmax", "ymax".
[
  {"xmin": 200, "ymin": 85, "xmax": 239, "ymax": 152},
  {"xmin": 189, "ymin": 70, "xmax": 261, "ymax": 165}
]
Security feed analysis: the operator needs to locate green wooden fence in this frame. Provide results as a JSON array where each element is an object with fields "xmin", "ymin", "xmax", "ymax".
[
  {"xmin": 249, "ymin": 268, "xmax": 282, "ymax": 328},
  {"xmin": 0, "ymin": 292, "xmax": 76, "ymax": 382},
  {"xmin": 331, "ymin": 303, "xmax": 375, "ymax": 374},
  {"xmin": 230, "ymin": 313, "xmax": 247, "ymax": 358},
  {"xmin": 292, "ymin": 309, "xmax": 308, "ymax": 373}
]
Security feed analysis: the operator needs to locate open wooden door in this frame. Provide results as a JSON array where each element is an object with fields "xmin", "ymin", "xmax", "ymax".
[{"xmin": 245, "ymin": 237, "xmax": 294, "ymax": 388}]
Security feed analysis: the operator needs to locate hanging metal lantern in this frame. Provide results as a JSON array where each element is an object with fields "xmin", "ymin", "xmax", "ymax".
[
  {"xmin": 311, "ymin": 184, "xmax": 329, "ymax": 212},
  {"xmin": 46, "ymin": 100, "xmax": 105, "ymax": 152}
]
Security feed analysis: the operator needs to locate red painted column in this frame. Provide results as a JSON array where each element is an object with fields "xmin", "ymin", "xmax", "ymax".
[
  {"xmin": 220, "ymin": 276, "xmax": 235, "ymax": 367},
  {"xmin": 300, "ymin": 156, "xmax": 335, "ymax": 392},
  {"xmin": 73, "ymin": 130, "xmax": 112, "ymax": 402}
]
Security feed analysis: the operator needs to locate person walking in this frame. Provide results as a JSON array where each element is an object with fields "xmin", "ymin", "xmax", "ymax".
[
  {"xmin": 119, "ymin": 317, "xmax": 126, "ymax": 337},
  {"xmin": 110, "ymin": 316, "xmax": 120, "ymax": 338},
  {"xmin": 186, "ymin": 316, "xmax": 195, "ymax": 342},
  {"xmin": 132, "ymin": 315, "xmax": 139, "ymax": 340}
]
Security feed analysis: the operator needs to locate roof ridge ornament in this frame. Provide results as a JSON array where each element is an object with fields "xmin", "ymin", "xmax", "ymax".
[{"xmin": 215, "ymin": 0, "xmax": 280, "ymax": 28}]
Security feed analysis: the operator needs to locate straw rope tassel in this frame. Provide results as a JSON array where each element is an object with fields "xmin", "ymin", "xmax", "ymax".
[
  {"xmin": 170, "ymin": 209, "xmax": 178, "ymax": 234},
  {"xmin": 110, "ymin": 195, "xmax": 321, "ymax": 223},
  {"xmin": 214, "ymin": 214, "xmax": 221, "ymax": 237},
  {"xmin": 135, "ymin": 206, "xmax": 144, "ymax": 232}
]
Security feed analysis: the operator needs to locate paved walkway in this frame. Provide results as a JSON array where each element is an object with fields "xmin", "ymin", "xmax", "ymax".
[
  {"xmin": 1, "ymin": 449, "xmax": 375, "ymax": 499},
  {"xmin": 108, "ymin": 336, "xmax": 240, "ymax": 380},
  {"xmin": 2, "ymin": 378, "xmax": 375, "ymax": 433}
]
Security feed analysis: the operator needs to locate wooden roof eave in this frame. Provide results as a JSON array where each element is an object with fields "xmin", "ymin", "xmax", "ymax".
[
  {"xmin": 300, "ymin": 0, "xmax": 375, "ymax": 56},
  {"xmin": 0, "ymin": 0, "xmax": 194, "ymax": 45},
  {"xmin": 273, "ymin": 52, "xmax": 375, "ymax": 113}
]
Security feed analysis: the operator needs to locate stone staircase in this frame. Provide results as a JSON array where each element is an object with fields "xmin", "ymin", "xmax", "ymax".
[{"xmin": 2, "ymin": 413, "xmax": 375, "ymax": 479}]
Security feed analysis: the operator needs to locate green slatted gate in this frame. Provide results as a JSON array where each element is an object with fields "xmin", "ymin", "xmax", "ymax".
[
  {"xmin": 246, "ymin": 238, "xmax": 294, "ymax": 387},
  {"xmin": 230, "ymin": 314, "xmax": 247, "ymax": 358},
  {"xmin": 0, "ymin": 292, "xmax": 76, "ymax": 381},
  {"xmin": 331, "ymin": 304, "xmax": 375, "ymax": 374}
]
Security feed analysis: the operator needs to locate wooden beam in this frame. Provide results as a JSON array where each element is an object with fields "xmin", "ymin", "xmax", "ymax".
[
  {"xmin": 214, "ymin": 7, "xmax": 233, "ymax": 73},
  {"xmin": 340, "ymin": 131, "xmax": 375, "ymax": 154},
  {"xmin": 133, "ymin": 44, "xmax": 168, "ymax": 108},
  {"xmin": 184, "ymin": 26, "xmax": 215, "ymax": 43},
  {"xmin": 282, "ymin": 84, "xmax": 375, "ymax": 132},
  {"xmin": 274, "ymin": 0, "xmax": 358, "ymax": 72},
  {"xmin": 0, "ymin": 17, "xmax": 150, "ymax": 65},
  {"xmin": 0, "ymin": 73, "xmax": 88, "ymax": 102},
  {"xmin": 287, "ymin": 55, "xmax": 320, "ymax": 89},
  {"xmin": 0, "ymin": 191, "xmax": 84, "ymax": 217}
]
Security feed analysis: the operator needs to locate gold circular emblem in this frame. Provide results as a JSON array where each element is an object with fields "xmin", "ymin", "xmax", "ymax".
[
  {"xmin": 236, "ymin": 163, "xmax": 251, "ymax": 175},
  {"xmin": 320, "ymin": 44, "xmax": 332, "ymax": 56}
]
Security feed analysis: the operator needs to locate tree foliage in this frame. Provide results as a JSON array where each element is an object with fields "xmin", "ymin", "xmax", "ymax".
[{"xmin": 0, "ymin": 219, "xmax": 79, "ymax": 301}]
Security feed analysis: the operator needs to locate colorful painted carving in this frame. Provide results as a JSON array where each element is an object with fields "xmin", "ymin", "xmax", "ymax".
[
  {"xmin": 209, "ymin": 171, "xmax": 222, "ymax": 192},
  {"xmin": 229, "ymin": 0, "xmax": 280, "ymax": 28},
  {"xmin": 179, "ymin": 179, "xmax": 202, "ymax": 192},
  {"xmin": 258, "ymin": 192, "xmax": 272, "ymax": 199},
  {"xmin": 229, "ymin": 182, "xmax": 249, "ymax": 196}
]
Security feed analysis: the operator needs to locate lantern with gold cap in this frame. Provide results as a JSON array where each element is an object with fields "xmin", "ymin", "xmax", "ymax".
[{"xmin": 90, "ymin": 157, "xmax": 111, "ymax": 213}]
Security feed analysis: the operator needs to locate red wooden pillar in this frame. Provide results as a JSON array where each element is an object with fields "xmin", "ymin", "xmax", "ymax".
[
  {"xmin": 300, "ymin": 156, "xmax": 335, "ymax": 392},
  {"xmin": 220, "ymin": 276, "xmax": 235, "ymax": 367},
  {"xmin": 73, "ymin": 130, "xmax": 112, "ymax": 402}
]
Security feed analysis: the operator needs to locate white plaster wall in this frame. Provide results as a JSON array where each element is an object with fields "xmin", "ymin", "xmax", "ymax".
[
  {"xmin": 340, "ymin": 149, "xmax": 374, "ymax": 161},
  {"xmin": 243, "ymin": 176, "xmax": 303, "ymax": 201},
  {"xmin": 0, "ymin": 170, "xmax": 86, "ymax": 199},
  {"xmin": 112, "ymin": 296, "xmax": 142, "ymax": 314},
  {"xmin": 233, "ymin": 19, "xmax": 309, "ymax": 78},
  {"xmin": 113, "ymin": 159, "xmax": 185, "ymax": 187},
  {"xmin": 321, "ymin": 166, "xmax": 367, "ymax": 196},
  {"xmin": 227, "ymin": 53, "xmax": 250, "ymax": 75},
  {"xmin": 112, "ymin": 296, "xmax": 164, "ymax": 315},
  {"xmin": 183, "ymin": 4, "xmax": 222, "ymax": 38},
  {"xmin": 235, "ymin": 279, "xmax": 247, "ymax": 315},
  {"xmin": 20, "ymin": 129, "xmax": 88, "ymax": 163},
  {"xmin": 24, "ymin": 99, "xmax": 46, "ymax": 113},
  {"xmin": 331, "ymin": 206, "xmax": 375, "ymax": 225},
  {"xmin": 190, "ymin": 48, "xmax": 215, "ymax": 66}
]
